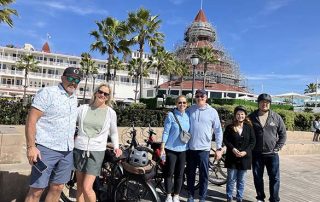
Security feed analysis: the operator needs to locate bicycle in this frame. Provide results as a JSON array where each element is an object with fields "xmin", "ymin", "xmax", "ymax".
[{"xmin": 112, "ymin": 123, "xmax": 161, "ymax": 202}]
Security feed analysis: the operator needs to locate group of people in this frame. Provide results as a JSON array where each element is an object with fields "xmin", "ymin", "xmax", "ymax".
[
  {"xmin": 161, "ymin": 91, "xmax": 287, "ymax": 202},
  {"xmin": 24, "ymin": 67, "xmax": 287, "ymax": 202},
  {"xmin": 25, "ymin": 67, "xmax": 122, "ymax": 202}
]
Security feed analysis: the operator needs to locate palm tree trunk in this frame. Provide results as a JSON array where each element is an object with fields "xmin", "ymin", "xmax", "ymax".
[
  {"xmin": 134, "ymin": 77, "xmax": 139, "ymax": 103},
  {"xmin": 155, "ymin": 70, "xmax": 160, "ymax": 95},
  {"xmin": 203, "ymin": 63, "xmax": 207, "ymax": 90},
  {"xmin": 139, "ymin": 47, "xmax": 144, "ymax": 100},
  {"xmin": 180, "ymin": 76, "xmax": 183, "ymax": 95},
  {"xmin": 23, "ymin": 71, "xmax": 28, "ymax": 106},
  {"xmin": 83, "ymin": 77, "xmax": 88, "ymax": 104},
  {"xmin": 113, "ymin": 68, "xmax": 117, "ymax": 98}
]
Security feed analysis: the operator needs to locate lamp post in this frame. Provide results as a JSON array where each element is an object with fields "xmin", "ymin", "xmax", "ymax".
[
  {"xmin": 92, "ymin": 73, "xmax": 97, "ymax": 93},
  {"xmin": 190, "ymin": 54, "xmax": 199, "ymax": 105}
]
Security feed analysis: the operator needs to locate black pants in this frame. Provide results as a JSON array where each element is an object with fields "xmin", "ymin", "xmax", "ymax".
[{"xmin": 163, "ymin": 149, "xmax": 186, "ymax": 194}]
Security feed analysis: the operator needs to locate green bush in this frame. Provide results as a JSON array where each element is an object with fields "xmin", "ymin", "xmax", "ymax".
[
  {"xmin": 139, "ymin": 98, "xmax": 157, "ymax": 109},
  {"xmin": 274, "ymin": 109, "xmax": 295, "ymax": 131},
  {"xmin": 294, "ymin": 112, "xmax": 314, "ymax": 131},
  {"xmin": 0, "ymin": 99, "xmax": 315, "ymax": 132},
  {"xmin": 0, "ymin": 98, "xmax": 30, "ymax": 125}
]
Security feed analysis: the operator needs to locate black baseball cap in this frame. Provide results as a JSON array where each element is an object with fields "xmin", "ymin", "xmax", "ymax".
[{"xmin": 63, "ymin": 67, "xmax": 81, "ymax": 79}]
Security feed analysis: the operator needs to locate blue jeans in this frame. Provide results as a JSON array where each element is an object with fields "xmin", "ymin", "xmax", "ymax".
[
  {"xmin": 186, "ymin": 150, "xmax": 209, "ymax": 201},
  {"xmin": 252, "ymin": 153, "xmax": 280, "ymax": 202},
  {"xmin": 226, "ymin": 168, "xmax": 247, "ymax": 201}
]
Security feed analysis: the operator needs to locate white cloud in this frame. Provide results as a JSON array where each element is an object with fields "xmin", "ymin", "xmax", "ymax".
[
  {"xmin": 169, "ymin": 0, "xmax": 184, "ymax": 5},
  {"xmin": 43, "ymin": 1, "xmax": 109, "ymax": 16},
  {"xmin": 34, "ymin": 21, "xmax": 46, "ymax": 28},
  {"xmin": 246, "ymin": 73, "xmax": 313, "ymax": 81},
  {"xmin": 261, "ymin": 0, "xmax": 291, "ymax": 15}
]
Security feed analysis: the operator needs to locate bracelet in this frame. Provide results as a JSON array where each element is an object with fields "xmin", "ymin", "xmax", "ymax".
[{"xmin": 27, "ymin": 145, "xmax": 35, "ymax": 150}]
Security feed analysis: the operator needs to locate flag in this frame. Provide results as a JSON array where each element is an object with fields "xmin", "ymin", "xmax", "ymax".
[{"xmin": 47, "ymin": 33, "xmax": 52, "ymax": 40}]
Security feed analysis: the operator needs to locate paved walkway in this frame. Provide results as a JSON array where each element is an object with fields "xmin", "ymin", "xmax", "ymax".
[{"xmin": 158, "ymin": 154, "xmax": 320, "ymax": 202}]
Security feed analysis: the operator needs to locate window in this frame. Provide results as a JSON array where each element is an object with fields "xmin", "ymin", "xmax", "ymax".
[
  {"xmin": 210, "ymin": 92, "xmax": 222, "ymax": 99},
  {"xmin": 16, "ymin": 79, "xmax": 22, "ymax": 86},
  {"xmin": 147, "ymin": 90, "xmax": 154, "ymax": 97},
  {"xmin": 120, "ymin": 77, "xmax": 130, "ymax": 83}
]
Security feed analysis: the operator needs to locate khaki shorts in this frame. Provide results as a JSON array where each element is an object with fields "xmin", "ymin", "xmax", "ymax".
[{"xmin": 73, "ymin": 148, "xmax": 105, "ymax": 176}]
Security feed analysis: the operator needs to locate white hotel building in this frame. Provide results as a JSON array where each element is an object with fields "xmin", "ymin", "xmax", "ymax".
[{"xmin": 0, "ymin": 43, "xmax": 168, "ymax": 100}]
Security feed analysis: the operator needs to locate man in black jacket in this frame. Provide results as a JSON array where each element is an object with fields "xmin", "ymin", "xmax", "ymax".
[{"xmin": 249, "ymin": 93, "xmax": 287, "ymax": 202}]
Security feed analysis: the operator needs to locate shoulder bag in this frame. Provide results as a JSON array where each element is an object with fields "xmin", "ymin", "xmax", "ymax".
[{"xmin": 172, "ymin": 111, "xmax": 191, "ymax": 144}]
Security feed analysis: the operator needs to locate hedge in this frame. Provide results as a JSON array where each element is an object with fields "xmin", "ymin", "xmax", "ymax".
[{"xmin": 0, "ymin": 99, "xmax": 318, "ymax": 131}]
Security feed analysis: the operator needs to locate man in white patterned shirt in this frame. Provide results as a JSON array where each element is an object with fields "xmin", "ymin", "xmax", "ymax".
[{"xmin": 25, "ymin": 67, "xmax": 81, "ymax": 202}]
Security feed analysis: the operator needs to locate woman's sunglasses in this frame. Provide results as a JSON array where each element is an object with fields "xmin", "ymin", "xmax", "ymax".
[
  {"xmin": 66, "ymin": 76, "xmax": 80, "ymax": 84},
  {"xmin": 178, "ymin": 101, "xmax": 187, "ymax": 105},
  {"xmin": 97, "ymin": 90, "xmax": 110, "ymax": 97}
]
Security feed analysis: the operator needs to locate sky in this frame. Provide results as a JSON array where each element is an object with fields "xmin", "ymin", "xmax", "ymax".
[{"xmin": 1, "ymin": 0, "xmax": 320, "ymax": 95}]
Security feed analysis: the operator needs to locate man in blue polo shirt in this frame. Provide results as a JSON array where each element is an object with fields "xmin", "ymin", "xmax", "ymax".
[{"xmin": 25, "ymin": 67, "xmax": 81, "ymax": 202}]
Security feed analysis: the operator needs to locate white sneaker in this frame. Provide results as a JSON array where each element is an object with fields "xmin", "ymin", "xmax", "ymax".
[
  {"xmin": 172, "ymin": 195, "xmax": 180, "ymax": 202},
  {"xmin": 257, "ymin": 200, "xmax": 264, "ymax": 202},
  {"xmin": 165, "ymin": 195, "xmax": 173, "ymax": 202}
]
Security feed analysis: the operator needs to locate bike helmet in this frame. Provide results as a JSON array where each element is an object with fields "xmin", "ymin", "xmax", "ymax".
[
  {"xmin": 129, "ymin": 148, "xmax": 149, "ymax": 167},
  {"xmin": 234, "ymin": 105, "xmax": 247, "ymax": 115},
  {"xmin": 257, "ymin": 93, "xmax": 272, "ymax": 103}
]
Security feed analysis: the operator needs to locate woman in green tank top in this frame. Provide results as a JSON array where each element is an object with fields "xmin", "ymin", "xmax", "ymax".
[{"xmin": 74, "ymin": 83, "xmax": 122, "ymax": 202}]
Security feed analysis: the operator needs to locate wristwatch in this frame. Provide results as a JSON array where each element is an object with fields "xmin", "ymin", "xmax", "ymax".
[{"xmin": 216, "ymin": 148, "xmax": 222, "ymax": 151}]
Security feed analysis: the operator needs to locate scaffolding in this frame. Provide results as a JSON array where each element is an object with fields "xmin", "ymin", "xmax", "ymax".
[{"xmin": 174, "ymin": 12, "xmax": 243, "ymax": 88}]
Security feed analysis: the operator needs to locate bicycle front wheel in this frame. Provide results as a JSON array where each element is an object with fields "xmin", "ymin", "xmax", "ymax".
[
  {"xmin": 113, "ymin": 176, "xmax": 160, "ymax": 202},
  {"xmin": 208, "ymin": 154, "xmax": 227, "ymax": 185}
]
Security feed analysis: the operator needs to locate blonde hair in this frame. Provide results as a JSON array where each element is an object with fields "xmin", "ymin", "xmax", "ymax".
[
  {"xmin": 175, "ymin": 95, "xmax": 187, "ymax": 104},
  {"xmin": 90, "ymin": 83, "xmax": 113, "ymax": 107}
]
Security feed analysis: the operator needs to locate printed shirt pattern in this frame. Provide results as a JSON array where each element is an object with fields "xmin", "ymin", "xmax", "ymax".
[{"xmin": 32, "ymin": 84, "xmax": 78, "ymax": 151}]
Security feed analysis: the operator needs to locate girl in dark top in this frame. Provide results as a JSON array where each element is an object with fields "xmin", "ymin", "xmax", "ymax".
[{"xmin": 223, "ymin": 106, "xmax": 256, "ymax": 202}]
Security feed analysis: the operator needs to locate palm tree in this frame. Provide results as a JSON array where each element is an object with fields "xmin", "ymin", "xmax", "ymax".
[
  {"xmin": 80, "ymin": 52, "xmax": 98, "ymax": 103},
  {"xmin": 149, "ymin": 46, "xmax": 174, "ymax": 94},
  {"xmin": 127, "ymin": 7, "xmax": 164, "ymax": 99},
  {"xmin": 304, "ymin": 83, "xmax": 318, "ymax": 94},
  {"xmin": 0, "ymin": 0, "xmax": 18, "ymax": 27},
  {"xmin": 90, "ymin": 17, "xmax": 130, "ymax": 82},
  {"xmin": 173, "ymin": 59, "xmax": 191, "ymax": 95},
  {"xmin": 110, "ymin": 56, "xmax": 125, "ymax": 98},
  {"xmin": 127, "ymin": 58, "xmax": 150, "ymax": 102},
  {"xmin": 16, "ymin": 54, "xmax": 40, "ymax": 105},
  {"xmin": 197, "ymin": 47, "xmax": 219, "ymax": 89}
]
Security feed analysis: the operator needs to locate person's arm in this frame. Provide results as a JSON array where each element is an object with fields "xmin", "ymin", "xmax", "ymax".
[
  {"xmin": 25, "ymin": 107, "xmax": 43, "ymax": 164},
  {"xmin": 212, "ymin": 110, "xmax": 223, "ymax": 149},
  {"xmin": 274, "ymin": 115, "xmax": 287, "ymax": 151},
  {"xmin": 109, "ymin": 110, "xmax": 122, "ymax": 157},
  {"xmin": 243, "ymin": 125, "xmax": 256, "ymax": 155},
  {"xmin": 161, "ymin": 112, "xmax": 172, "ymax": 155}
]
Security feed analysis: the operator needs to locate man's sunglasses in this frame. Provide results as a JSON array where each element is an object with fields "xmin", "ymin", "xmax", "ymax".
[
  {"xmin": 178, "ymin": 101, "xmax": 187, "ymax": 104},
  {"xmin": 195, "ymin": 94, "xmax": 205, "ymax": 98},
  {"xmin": 97, "ymin": 90, "xmax": 110, "ymax": 97},
  {"xmin": 66, "ymin": 76, "xmax": 80, "ymax": 84}
]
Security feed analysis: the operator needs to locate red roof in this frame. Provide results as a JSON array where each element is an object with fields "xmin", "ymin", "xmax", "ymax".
[
  {"xmin": 159, "ymin": 80, "xmax": 248, "ymax": 93},
  {"xmin": 42, "ymin": 42, "xmax": 51, "ymax": 53},
  {"xmin": 194, "ymin": 9, "xmax": 207, "ymax": 22}
]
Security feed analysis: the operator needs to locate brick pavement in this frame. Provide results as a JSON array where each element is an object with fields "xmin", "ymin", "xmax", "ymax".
[{"xmin": 158, "ymin": 154, "xmax": 320, "ymax": 202}]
